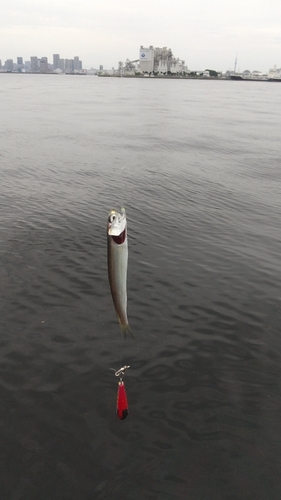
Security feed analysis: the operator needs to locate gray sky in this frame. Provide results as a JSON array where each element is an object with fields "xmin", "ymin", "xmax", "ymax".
[{"xmin": 1, "ymin": 0, "xmax": 281, "ymax": 72}]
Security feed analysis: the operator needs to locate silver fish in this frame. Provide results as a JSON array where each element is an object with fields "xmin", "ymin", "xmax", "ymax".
[{"xmin": 107, "ymin": 207, "xmax": 131, "ymax": 337}]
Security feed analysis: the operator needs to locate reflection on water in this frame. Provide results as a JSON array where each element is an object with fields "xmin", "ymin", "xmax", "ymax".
[{"xmin": 0, "ymin": 74, "xmax": 281, "ymax": 499}]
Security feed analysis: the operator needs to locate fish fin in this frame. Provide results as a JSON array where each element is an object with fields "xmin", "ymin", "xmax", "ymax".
[{"xmin": 120, "ymin": 323, "xmax": 133, "ymax": 339}]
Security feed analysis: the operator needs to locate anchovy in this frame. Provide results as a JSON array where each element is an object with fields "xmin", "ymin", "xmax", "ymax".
[{"xmin": 107, "ymin": 207, "xmax": 131, "ymax": 337}]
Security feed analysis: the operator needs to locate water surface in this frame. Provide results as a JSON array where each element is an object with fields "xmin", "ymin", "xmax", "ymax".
[{"xmin": 0, "ymin": 74, "xmax": 281, "ymax": 499}]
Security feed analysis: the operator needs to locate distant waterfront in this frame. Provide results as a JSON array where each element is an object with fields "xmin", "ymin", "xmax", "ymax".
[
  {"xmin": 97, "ymin": 73, "xmax": 281, "ymax": 82},
  {"xmin": 2, "ymin": 72, "xmax": 281, "ymax": 81}
]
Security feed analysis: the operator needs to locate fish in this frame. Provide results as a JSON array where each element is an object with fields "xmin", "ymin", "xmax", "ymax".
[{"xmin": 107, "ymin": 207, "xmax": 131, "ymax": 337}]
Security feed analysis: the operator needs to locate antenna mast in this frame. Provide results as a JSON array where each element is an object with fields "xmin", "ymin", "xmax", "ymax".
[{"xmin": 234, "ymin": 53, "xmax": 237, "ymax": 73}]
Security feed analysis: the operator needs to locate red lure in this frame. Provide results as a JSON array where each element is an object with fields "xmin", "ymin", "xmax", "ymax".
[
  {"xmin": 116, "ymin": 380, "xmax": 129, "ymax": 420},
  {"xmin": 112, "ymin": 365, "xmax": 130, "ymax": 420}
]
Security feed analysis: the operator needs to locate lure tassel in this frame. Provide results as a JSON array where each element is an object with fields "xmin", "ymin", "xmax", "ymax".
[{"xmin": 116, "ymin": 380, "xmax": 129, "ymax": 420}]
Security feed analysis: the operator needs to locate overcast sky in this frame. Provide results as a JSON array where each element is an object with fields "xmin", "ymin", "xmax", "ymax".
[{"xmin": 1, "ymin": 0, "xmax": 281, "ymax": 72}]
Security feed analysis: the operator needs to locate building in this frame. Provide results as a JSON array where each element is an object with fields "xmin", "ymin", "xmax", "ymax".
[
  {"xmin": 59, "ymin": 58, "xmax": 65, "ymax": 71},
  {"xmin": 4, "ymin": 59, "xmax": 14, "ymax": 72},
  {"xmin": 16, "ymin": 57, "xmax": 24, "ymax": 72},
  {"xmin": 168, "ymin": 57, "xmax": 186, "ymax": 74},
  {"xmin": 74, "ymin": 56, "xmax": 79, "ymax": 71},
  {"xmin": 139, "ymin": 46, "xmax": 154, "ymax": 73},
  {"xmin": 74, "ymin": 56, "xmax": 82, "ymax": 71},
  {"xmin": 30, "ymin": 56, "xmax": 39, "ymax": 73},
  {"xmin": 53, "ymin": 54, "xmax": 60, "ymax": 70},
  {"xmin": 40, "ymin": 57, "xmax": 48, "ymax": 73},
  {"xmin": 122, "ymin": 59, "xmax": 138, "ymax": 75},
  {"xmin": 153, "ymin": 46, "xmax": 173, "ymax": 73},
  {"xmin": 65, "ymin": 59, "xmax": 74, "ymax": 73},
  {"xmin": 53, "ymin": 53, "xmax": 82, "ymax": 73},
  {"xmin": 139, "ymin": 46, "xmax": 186, "ymax": 74},
  {"xmin": 268, "ymin": 65, "xmax": 281, "ymax": 79}
]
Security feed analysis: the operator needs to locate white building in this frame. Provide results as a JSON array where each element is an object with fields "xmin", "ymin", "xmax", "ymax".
[
  {"xmin": 169, "ymin": 58, "xmax": 186, "ymax": 74},
  {"xmin": 139, "ymin": 46, "xmax": 187, "ymax": 74},
  {"xmin": 139, "ymin": 46, "xmax": 154, "ymax": 73},
  {"xmin": 268, "ymin": 65, "xmax": 281, "ymax": 79}
]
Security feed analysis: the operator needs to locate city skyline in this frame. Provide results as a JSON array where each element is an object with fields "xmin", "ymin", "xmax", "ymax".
[
  {"xmin": 0, "ymin": 53, "xmax": 84, "ymax": 74},
  {"xmin": 0, "ymin": 48, "xmax": 279, "ymax": 75},
  {"xmin": 1, "ymin": 0, "xmax": 281, "ymax": 73}
]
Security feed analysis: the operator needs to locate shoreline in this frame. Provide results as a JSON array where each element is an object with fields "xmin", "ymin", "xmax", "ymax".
[
  {"xmin": 98, "ymin": 74, "xmax": 281, "ymax": 82},
  {"xmin": 1, "ymin": 72, "xmax": 280, "ymax": 82}
]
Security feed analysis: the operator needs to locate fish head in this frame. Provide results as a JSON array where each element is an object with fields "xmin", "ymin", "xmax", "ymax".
[{"xmin": 107, "ymin": 208, "xmax": 127, "ymax": 238}]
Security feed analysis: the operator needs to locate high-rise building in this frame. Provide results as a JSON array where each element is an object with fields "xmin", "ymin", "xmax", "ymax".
[
  {"xmin": 4, "ymin": 59, "xmax": 14, "ymax": 72},
  {"xmin": 16, "ymin": 57, "xmax": 24, "ymax": 72},
  {"xmin": 73, "ymin": 57, "xmax": 83, "ymax": 72},
  {"xmin": 53, "ymin": 54, "xmax": 60, "ymax": 70},
  {"xmin": 74, "ymin": 56, "xmax": 80, "ymax": 71},
  {"xmin": 59, "ymin": 58, "xmax": 65, "ymax": 71},
  {"xmin": 30, "ymin": 56, "xmax": 39, "ymax": 73},
  {"xmin": 65, "ymin": 59, "xmax": 74, "ymax": 73},
  {"xmin": 40, "ymin": 57, "xmax": 48, "ymax": 73}
]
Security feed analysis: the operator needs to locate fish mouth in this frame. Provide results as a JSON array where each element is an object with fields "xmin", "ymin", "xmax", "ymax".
[
  {"xmin": 108, "ymin": 208, "xmax": 126, "ymax": 236},
  {"xmin": 112, "ymin": 228, "xmax": 126, "ymax": 244}
]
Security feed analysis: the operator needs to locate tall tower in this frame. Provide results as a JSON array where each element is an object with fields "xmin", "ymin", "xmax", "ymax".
[
  {"xmin": 234, "ymin": 53, "xmax": 237, "ymax": 73},
  {"xmin": 53, "ymin": 54, "xmax": 60, "ymax": 70},
  {"xmin": 30, "ymin": 56, "xmax": 38, "ymax": 73},
  {"xmin": 40, "ymin": 57, "xmax": 48, "ymax": 73},
  {"xmin": 74, "ymin": 56, "xmax": 80, "ymax": 71}
]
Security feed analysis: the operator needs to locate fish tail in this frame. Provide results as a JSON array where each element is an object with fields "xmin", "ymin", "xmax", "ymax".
[{"xmin": 120, "ymin": 323, "xmax": 133, "ymax": 339}]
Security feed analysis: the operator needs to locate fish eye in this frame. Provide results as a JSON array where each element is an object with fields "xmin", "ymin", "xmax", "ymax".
[{"xmin": 109, "ymin": 214, "xmax": 116, "ymax": 223}]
